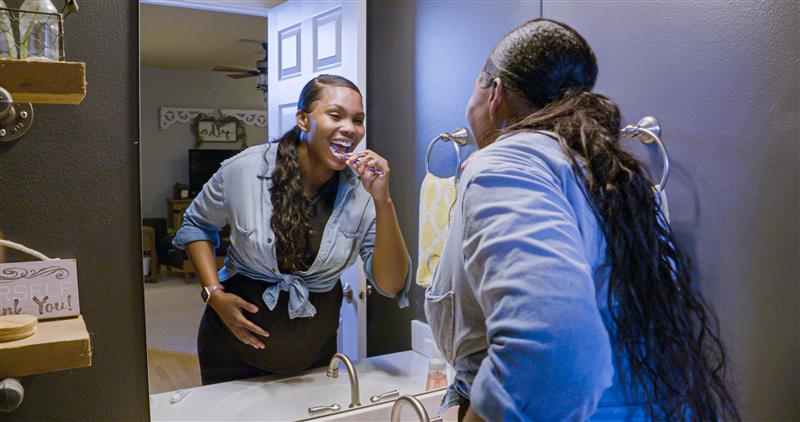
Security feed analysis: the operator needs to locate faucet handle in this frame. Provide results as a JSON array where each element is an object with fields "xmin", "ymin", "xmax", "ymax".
[
  {"xmin": 370, "ymin": 389, "xmax": 400, "ymax": 403},
  {"xmin": 308, "ymin": 403, "xmax": 342, "ymax": 415}
]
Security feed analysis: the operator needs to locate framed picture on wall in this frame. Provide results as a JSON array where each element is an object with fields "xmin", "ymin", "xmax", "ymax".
[{"xmin": 192, "ymin": 115, "xmax": 246, "ymax": 147}]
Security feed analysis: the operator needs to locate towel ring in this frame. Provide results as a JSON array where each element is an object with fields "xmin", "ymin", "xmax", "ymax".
[
  {"xmin": 622, "ymin": 116, "xmax": 669, "ymax": 191},
  {"xmin": 425, "ymin": 127, "xmax": 471, "ymax": 180}
]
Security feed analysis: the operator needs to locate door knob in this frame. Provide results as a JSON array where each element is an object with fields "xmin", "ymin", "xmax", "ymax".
[
  {"xmin": 342, "ymin": 283, "xmax": 353, "ymax": 303},
  {"xmin": 358, "ymin": 284, "xmax": 373, "ymax": 301}
]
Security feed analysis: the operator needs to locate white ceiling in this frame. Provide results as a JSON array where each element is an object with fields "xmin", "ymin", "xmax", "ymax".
[{"xmin": 140, "ymin": 1, "xmax": 282, "ymax": 71}]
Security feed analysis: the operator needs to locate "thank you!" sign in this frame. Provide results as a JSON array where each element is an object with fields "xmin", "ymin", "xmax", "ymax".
[{"xmin": 0, "ymin": 259, "xmax": 80, "ymax": 320}]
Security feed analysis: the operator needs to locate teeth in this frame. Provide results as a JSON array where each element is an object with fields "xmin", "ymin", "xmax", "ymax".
[{"xmin": 330, "ymin": 140, "xmax": 352, "ymax": 148}]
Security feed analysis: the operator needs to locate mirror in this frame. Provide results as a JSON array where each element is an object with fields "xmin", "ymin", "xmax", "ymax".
[{"xmin": 139, "ymin": 2, "xmax": 443, "ymax": 419}]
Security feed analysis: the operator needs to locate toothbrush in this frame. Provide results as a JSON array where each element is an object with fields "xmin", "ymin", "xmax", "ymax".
[{"xmin": 342, "ymin": 153, "xmax": 384, "ymax": 175}]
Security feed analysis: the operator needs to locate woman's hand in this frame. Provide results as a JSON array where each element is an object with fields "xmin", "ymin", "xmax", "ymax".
[
  {"xmin": 347, "ymin": 150, "xmax": 390, "ymax": 202},
  {"xmin": 208, "ymin": 291, "xmax": 270, "ymax": 349}
]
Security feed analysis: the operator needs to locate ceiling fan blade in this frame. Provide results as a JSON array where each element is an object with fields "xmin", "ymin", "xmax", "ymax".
[
  {"xmin": 213, "ymin": 65, "xmax": 256, "ymax": 73},
  {"xmin": 227, "ymin": 72, "xmax": 259, "ymax": 79},
  {"xmin": 238, "ymin": 38, "xmax": 267, "ymax": 45}
]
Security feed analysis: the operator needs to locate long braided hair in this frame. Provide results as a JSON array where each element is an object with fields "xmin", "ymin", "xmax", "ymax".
[
  {"xmin": 481, "ymin": 19, "xmax": 739, "ymax": 421},
  {"xmin": 269, "ymin": 74, "xmax": 361, "ymax": 273}
]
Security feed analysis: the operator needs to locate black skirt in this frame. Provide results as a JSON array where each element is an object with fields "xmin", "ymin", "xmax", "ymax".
[{"xmin": 197, "ymin": 273, "xmax": 343, "ymax": 385}]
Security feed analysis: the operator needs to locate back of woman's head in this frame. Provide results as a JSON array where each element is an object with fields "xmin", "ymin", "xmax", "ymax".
[
  {"xmin": 270, "ymin": 74, "xmax": 360, "ymax": 273},
  {"xmin": 487, "ymin": 19, "xmax": 739, "ymax": 421},
  {"xmin": 484, "ymin": 19, "xmax": 597, "ymax": 109}
]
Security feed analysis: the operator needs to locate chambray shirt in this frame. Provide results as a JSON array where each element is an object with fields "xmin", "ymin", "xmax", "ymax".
[
  {"xmin": 173, "ymin": 143, "xmax": 411, "ymax": 319},
  {"xmin": 426, "ymin": 132, "xmax": 648, "ymax": 421}
]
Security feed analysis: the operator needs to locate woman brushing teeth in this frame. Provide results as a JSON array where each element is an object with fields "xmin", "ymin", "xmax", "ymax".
[
  {"xmin": 174, "ymin": 74, "xmax": 411, "ymax": 384},
  {"xmin": 331, "ymin": 142, "xmax": 384, "ymax": 175}
]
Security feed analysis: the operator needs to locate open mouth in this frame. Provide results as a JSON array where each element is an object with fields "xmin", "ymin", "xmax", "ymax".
[{"xmin": 330, "ymin": 139, "xmax": 353, "ymax": 157}]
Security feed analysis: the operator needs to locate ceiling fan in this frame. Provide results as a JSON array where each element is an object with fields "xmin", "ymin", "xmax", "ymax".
[{"xmin": 212, "ymin": 39, "xmax": 268, "ymax": 94}]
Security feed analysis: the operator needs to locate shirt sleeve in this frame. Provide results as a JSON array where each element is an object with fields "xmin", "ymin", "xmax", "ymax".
[
  {"xmin": 461, "ymin": 164, "xmax": 613, "ymax": 422},
  {"xmin": 172, "ymin": 169, "xmax": 227, "ymax": 250},
  {"xmin": 359, "ymin": 215, "xmax": 411, "ymax": 308}
]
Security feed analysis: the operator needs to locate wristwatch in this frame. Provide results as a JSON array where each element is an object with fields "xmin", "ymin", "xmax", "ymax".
[{"xmin": 201, "ymin": 284, "xmax": 224, "ymax": 303}]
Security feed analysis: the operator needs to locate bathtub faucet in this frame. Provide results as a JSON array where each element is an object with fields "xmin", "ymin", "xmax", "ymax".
[{"xmin": 326, "ymin": 353, "xmax": 361, "ymax": 408}]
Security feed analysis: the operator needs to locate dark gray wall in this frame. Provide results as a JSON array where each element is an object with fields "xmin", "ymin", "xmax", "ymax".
[
  {"xmin": 0, "ymin": 1, "xmax": 149, "ymax": 420},
  {"xmin": 369, "ymin": 1, "xmax": 799, "ymax": 420},
  {"xmin": 365, "ymin": 1, "xmax": 418, "ymax": 356}
]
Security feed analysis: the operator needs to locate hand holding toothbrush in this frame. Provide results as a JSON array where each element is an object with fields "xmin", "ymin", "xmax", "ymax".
[{"xmin": 344, "ymin": 150, "xmax": 391, "ymax": 202}]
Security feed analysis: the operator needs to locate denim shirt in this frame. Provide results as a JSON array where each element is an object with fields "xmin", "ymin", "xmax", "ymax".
[
  {"xmin": 173, "ymin": 143, "xmax": 411, "ymax": 319},
  {"xmin": 426, "ymin": 132, "xmax": 647, "ymax": 421}
]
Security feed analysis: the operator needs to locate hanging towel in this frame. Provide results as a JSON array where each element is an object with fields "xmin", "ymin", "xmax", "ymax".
[{"xmin": 416, "ymin": 173, "xmax": 457, "ymax": 287}]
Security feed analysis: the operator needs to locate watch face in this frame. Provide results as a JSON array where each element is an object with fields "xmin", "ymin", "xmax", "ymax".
[{"xmin": 200, "ymin": 288, "xmax": 209, "ymax": 303}]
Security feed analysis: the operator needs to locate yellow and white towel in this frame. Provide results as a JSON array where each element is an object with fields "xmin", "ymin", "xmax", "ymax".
[{"xmin": 416, "ymin": 173, "xmax": 457, "ymax": 287}]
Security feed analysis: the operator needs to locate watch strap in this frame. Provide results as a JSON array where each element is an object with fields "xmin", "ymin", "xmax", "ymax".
[{"xmin": 202, "ymin": 284, "xmax": 224, "ymax": 303}]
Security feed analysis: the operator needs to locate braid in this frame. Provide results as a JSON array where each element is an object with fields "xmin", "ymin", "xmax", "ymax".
[{"xmin": 270, "ymin": 127, "xmax": 314, "ymax": 273}]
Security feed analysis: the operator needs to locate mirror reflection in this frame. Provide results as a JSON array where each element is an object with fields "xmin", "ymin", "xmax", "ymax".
[
  {"xmin": 139, "ymin": 1, "xmax": 271, "ymax": 394},
  {"xmin": 140, "ymin": 2, "xmax": 441, "ymax": 420}
]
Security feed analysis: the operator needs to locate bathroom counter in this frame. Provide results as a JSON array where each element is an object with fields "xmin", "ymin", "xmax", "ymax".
[{"xmin": 150, "ymin": 350, "xmax": 443, "ymax": 421}]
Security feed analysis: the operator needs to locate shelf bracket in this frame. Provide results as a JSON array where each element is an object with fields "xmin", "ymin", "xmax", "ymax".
[{"xmin": 0, "ymin": 86, "xmax": 33, "ymax": 143}]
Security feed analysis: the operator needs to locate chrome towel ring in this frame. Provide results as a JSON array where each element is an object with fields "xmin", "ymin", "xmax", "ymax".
[
  {"xmin": 425, "ymin": 127, "xmax": 471, "ymax": 180},
  {"xmin": 622, "ymin": 116, "xmax": 669, "ymax": 191}
]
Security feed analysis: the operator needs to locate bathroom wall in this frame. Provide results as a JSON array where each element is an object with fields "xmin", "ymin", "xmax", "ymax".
[
  {"xmin": 0, "ymin": 1, "xmax": 149, "ymax": 421},
  {"xmin": 369, "ymin": 0, "xmax": 799, "ymax": 420},
  {"xmin": 140, "ymin": 67, "xmax": 267, "ymax": 221}
]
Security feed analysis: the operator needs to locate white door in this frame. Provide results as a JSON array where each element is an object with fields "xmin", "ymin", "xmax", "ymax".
[{"xmin": 267, "ymin": 0, "xmax": 367, "ymax": 361}]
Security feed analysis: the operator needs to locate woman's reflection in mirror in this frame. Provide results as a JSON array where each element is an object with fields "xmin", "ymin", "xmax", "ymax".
[{"xmin": 173, "ymin": 74, "xmax": 412, "ymax": 385}]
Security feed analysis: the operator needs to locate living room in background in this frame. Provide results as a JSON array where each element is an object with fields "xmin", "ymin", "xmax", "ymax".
[{"xmin": 139, "ymin": 0, "xmax": 268, "ymax": 394}]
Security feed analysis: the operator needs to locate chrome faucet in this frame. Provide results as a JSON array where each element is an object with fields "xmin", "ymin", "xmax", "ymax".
[
  {"xmin": 326, "ymin": 353, "xmax": 361, "ymax": 408},
  {"xmin": 390, "ymin": 395, "xmax": 443, "ymax": 422}
]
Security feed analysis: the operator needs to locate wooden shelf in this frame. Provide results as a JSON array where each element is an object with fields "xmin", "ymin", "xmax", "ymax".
[
  {"xmin": 0, "ymin": 315, "xmax": 92, "ymax": 378},
  {"xmin": 0, "ymin": 59, "xmax": 86, "ymax": 105}
]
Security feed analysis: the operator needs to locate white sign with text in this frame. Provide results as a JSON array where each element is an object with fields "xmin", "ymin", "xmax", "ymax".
[{"xmin": 0, "ymin": 259, "xmax": 80, "ymax": 320}]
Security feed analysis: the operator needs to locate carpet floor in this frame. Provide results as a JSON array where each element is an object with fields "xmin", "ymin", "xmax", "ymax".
[{"xmin": 144, "ymin": 274, "xmax": 204, "ymax": 354}]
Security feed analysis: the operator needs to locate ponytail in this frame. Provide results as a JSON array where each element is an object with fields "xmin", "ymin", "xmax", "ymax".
[
  {"xmin": 270, "ymin": 126, "xmax": 314, "ymax": 273},
  {"xmin": 503, "ymin": 92, "xmax": 740, "ymax": 421}
]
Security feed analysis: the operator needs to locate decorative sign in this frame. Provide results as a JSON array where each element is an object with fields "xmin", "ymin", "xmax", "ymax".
[
  {"xmin": 197, "ymin": 119, "xmax": 239, "ymax": 142},
  {"xmin": 0, "ymin": 259, "xmax": 80, "ymax": 320},
  {"xmin": 191, "ymin": 115, "xmax": 246, "ymax": 148}
]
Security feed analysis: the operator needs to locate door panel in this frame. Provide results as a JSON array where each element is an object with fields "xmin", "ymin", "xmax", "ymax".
[{"xmin": 268, "ymin": 0, "xmax": 367, "ymax": 361}]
